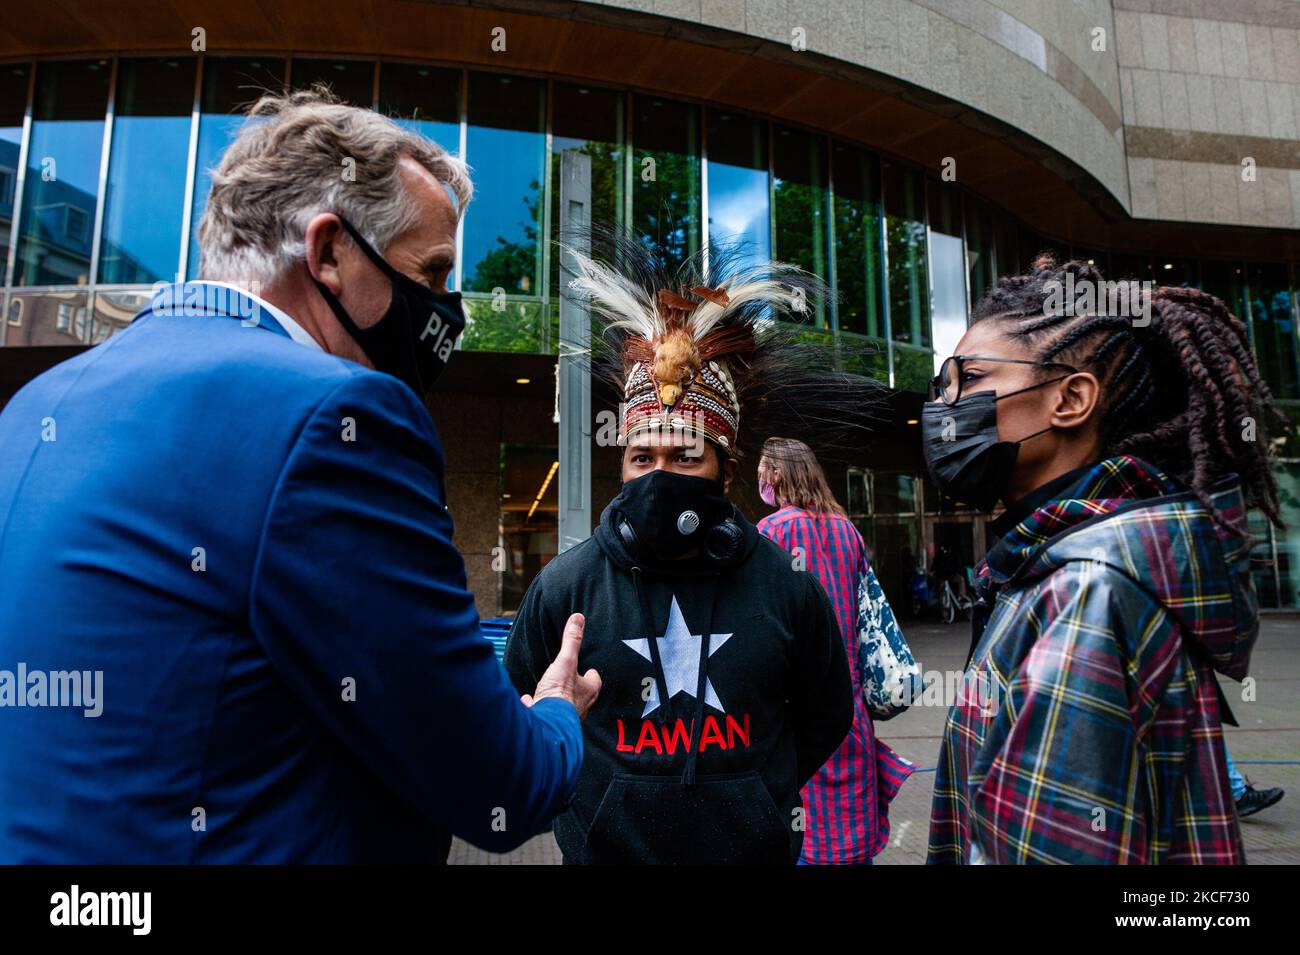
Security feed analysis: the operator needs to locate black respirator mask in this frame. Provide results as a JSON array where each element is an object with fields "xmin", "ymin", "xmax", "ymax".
[
  {"xmin": 613, "ymin": 469, "xmax": 743, "ymax": 565},
  {"xmin": 312, "ymin": 216, "xmax": 466, "ymax": 398},
  {"xmin": 921, "ymin": 383, "xmax": 1063, "ymax": 512}
]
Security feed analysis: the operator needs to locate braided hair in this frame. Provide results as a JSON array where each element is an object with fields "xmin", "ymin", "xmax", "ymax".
[{"xmin": 972, "ymin": 254, "xmax": 1286, "ymax": 528}]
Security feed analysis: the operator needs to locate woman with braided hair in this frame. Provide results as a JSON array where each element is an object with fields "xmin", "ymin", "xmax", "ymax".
[{"xmin": 925, "ymin": 254, "xmax": 1286, "ymax": 865}]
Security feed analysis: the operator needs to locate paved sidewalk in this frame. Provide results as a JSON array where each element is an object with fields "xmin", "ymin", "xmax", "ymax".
[{"xmin": 450, "ymin": 618, "xmax": 1299, "ymax": 865}]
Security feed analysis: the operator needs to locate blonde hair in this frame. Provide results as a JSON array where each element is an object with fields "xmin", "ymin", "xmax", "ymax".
[
  {"xmin": 198, "ymin": 86, "xmax": 472, "ymax": 286},
  {"xmin": 758, "ymin": 437, "xmax": 846, "ymax": 516}
]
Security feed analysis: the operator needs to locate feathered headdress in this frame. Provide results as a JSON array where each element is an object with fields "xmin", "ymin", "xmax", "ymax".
[{"xmin": 564, "ymin": 226, "xmax": 887, "ymax": 467}]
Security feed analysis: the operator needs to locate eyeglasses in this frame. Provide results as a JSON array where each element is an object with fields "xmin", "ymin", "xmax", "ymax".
[{"xmin": 928, "ymin": 355, "xmax": 1078, "ymax": 406}]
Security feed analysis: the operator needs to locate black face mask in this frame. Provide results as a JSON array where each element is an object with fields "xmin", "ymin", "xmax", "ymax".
[
  {"xmin": 612, "ymin": 470, "xmax": 733, "ymax": 562},
  {"xmin": 312, "ymin": 216, "xmax": 466, "ymax": 398},
  {"xmin": 921, "ymin": 382, "xmax": 1061, "ymax": 512}
]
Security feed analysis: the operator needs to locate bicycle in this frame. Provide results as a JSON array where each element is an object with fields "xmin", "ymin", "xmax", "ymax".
[{"xmin": 937, "ymin": 574, "xmax": 974, "ymax": 625}]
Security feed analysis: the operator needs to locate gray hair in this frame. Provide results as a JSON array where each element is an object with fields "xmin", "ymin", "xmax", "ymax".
[{"xmin": 197, "ymin": 86, "xmax": 472, "ymax": 286}]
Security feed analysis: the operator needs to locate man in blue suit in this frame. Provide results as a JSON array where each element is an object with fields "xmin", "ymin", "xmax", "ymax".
[{"xmin": 0, "ymin": 88, "xmax": 600, "ymax": 863}]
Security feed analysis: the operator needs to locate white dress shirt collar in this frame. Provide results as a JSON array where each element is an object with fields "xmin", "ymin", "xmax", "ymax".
[{"xmin": 191, "ymin": 280, "xmax": 323, "ymax": 352}]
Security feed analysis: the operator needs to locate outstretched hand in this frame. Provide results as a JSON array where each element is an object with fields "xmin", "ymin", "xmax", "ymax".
[{"xmin": 522, "ymin": 612, "xmax": 601, "ymax": 720}]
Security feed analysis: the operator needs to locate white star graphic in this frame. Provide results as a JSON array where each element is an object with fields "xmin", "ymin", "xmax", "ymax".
[{"xmin": 623, "ymin": 595, "xmax": 732, "ymax": 717}]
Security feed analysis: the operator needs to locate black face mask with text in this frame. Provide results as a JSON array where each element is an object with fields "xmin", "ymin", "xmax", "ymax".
[
  {"xmin": 921, "ymin": 380, "xmax": 1064, "ymax": 512},
  {"xmin": 312, "ymin": 216, "xmax": 465, "ymax": 398}
]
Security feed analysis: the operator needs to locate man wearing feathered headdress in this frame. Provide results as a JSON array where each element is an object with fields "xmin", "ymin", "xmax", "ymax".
[{"xmin": 504, "ymin": 234, "xmax": 875, "ymax": 865}]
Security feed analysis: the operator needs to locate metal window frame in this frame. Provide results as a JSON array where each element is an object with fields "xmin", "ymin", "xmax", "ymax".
[
  {"xmin": 453, "ymin": 67, "xmax": 467, "ymax": 295},
  {"xmin": 878, "ymin": 153, "xmax": 895, "ymax": 388},
  {"xmin": 766, "ymin": 114, "xmax": 775, "ymax": 278},
  {"xmin": 825, "ymin": 135, "xmax": 839, "ymax": 336},
  {"xmin": 176, "ymin": 57, "xmax": 204, "ymax": 283},
  {"xmin": 0, "ymin": 61, "xmax": 35, "ymax": 347},
  {"xmin": 924, "ymin": 173, "xmax": 970, "ymax": 369},
  {"xmin": 84, "ymin": 56, "xmax": 118, "ymax": 337},
  {"xmin": 622, "ymin": 89, "xmax": 633, "ymax": 235},
  {"xmin": 699, "ymin": 102, "xmax": 710, "ymax": 277},
  {"xmin": 959, "ymin": 181, "xmax": 973, "ymax": 324},
  {"xmin": 539, "ymin": 77, "xmax": 553, "ymax": 352}
]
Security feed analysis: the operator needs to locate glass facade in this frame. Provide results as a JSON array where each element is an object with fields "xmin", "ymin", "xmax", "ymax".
[
  {"xmin": 1247, "ymin": 262, "xmax": 1300, "ymax": 401},
  {"xmin": 2, "ymin": 55, "xmax": 1299, "ymax": 392},
  {"xmin": 0, "ymin": 55, "xmax": 1298, "ymax": 607},
  {"xmin": 772, "ymin": 124, "xmax": 828, "ymax": 327},
  {"xmin": 0, "ymin": 64, "xmax": 28, "ymax": 297},
  {"xmin": 632, "ymin": 96, "xmax": 700, "ymax": 274},
  {"xmin": 13, "ymin": 60, "xmax": 109, "ymax": 289},
  {"xmin": 380, "ymin": 63, "xmax": 459, "ymax": 155},
  {"xmin": 99, "ymin": 58, "xmax": 195, "ymax": 286},
  {"xmin": 548, "ymin": 81, "xmax": 624, "ymax": 340},
  {"xmin": 927, "ymin": 178, "xmax": 966, "ymax": 376},
  {"xmin": 290, "ymin": 59, "xmax": 373, "ymax": 107},
  {"xmin": 187, "ymin": 57, "xmax": 284, "ymax": 280},
  {"xmin": 829, "ymin": 142, "xmax": 886, "ymax": 379},
  {"xmin": 459, "ymin": 72, "xmax": 546, "ymax": 354},
  {"xmin": 706, "ymin": 109, "xmax": 770, "ymax": 270}
]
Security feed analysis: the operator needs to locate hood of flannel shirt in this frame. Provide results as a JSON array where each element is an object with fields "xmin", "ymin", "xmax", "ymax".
[{"xmin": 979, "ymin": 455, "xmax": 1259, "ymax": 682}]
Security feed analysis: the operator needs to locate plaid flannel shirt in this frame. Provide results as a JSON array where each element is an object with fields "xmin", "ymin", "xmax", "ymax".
[
  {"xmin": 757, "ymin": 506, "xmax": 915, "ymax": 863},
  {"xmin": 928, "ymin": 456, "xmax": 1256, "ymax": 865}
]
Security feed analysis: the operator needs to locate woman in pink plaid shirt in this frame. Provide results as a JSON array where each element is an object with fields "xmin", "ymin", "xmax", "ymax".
[{"xmin": 756, "ymin": 437, "xmax": 915, "ymax": 865}]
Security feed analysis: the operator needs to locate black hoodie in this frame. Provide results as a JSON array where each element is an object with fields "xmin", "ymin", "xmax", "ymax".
[{"xmin": 504, "ymin": 497, "xmax": 853, "ymax": 865}]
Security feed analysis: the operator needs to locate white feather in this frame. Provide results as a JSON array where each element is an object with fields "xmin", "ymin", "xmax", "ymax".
[
  {"xmin": 564, "ymin": 249, "xmax": 661, "ymax": 341},
  {"xmin": 689, "ymin": 261, "xmax": 810, "ymax": 340}
]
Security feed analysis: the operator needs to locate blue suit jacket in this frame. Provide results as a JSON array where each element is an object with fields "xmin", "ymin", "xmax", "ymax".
[{"xmin": 0, "ymin": 285, "xmax": 581, "ymax": 863}]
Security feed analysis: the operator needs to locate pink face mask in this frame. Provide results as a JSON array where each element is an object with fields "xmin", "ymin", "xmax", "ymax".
[{"xmin": 759, "ymin": 481, "xmax": 778, "ymax": 507}]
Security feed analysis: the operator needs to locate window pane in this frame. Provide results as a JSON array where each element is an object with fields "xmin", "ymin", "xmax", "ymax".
[
  {"xmin": 882, "ymin": 161, "xmax": 929, "ymax": 349},
  {"xmin": 991, "ymin": 212, "xmax": 1017, "ymax": 277},
  {"xmin": 631, "ymin": 95, "xmax": 700, "ymax": 274},
  {"xmin": 1109, "ymin": 253, "xmax": 1154, "ymax": 283},
  {"xmin": 927, "ymin": 178, "xmax": 966, "ymax": 371},
  {"xmin": 893, "ymin": 343, "xmax": 933, "ymax": 394},
  {"xmin": 0, "ymin": 63, "xmax": 29, "ymax": 279},
  {"xmin": 1272, "ymin": 454, "xmax": 1300, "ymax": 609},
  {"xmin": 1022, "ymin": 224, "xmax": 1063, "ymax": 266},
  {"xmin": 500, "ymin": 444, "xmax": 560, "ymax": 613},
  {"xmin": 549, "ymin": 82, "xmax": 624, "ymax": 348},
  {"xmin": 706, "ymin": 109, "xmax": 769, "ymax": 268},
  {"xmin": 1071, "ymin": 246, "xmax": 1109, "ymax": 276},
  {"xmin": 14, "ymin": 60, "xmax": 110, "ymax": 287},
  {"xmin": 91, "ymin": 289, "xmax": 150, "ymax": 343},
  {"xmin": 963, "ymin": 193, "xmax": 994, "ymax": 306},
  {"xmin": 830, "ymin": 141, "xmax": 884, "ymax": 340},
  {"xmin": 773, "ymin": 124, "xmax": 827, "ymax": 326},
  {"xmin": 3, "ymin": 288, "xmax": 88, "ymax": 345},
  {"xmin": 462, "ymin": 298, "xmax": 546, "ymax": 353},
  {"xmin": 186, "ymin": 57, "xmax": 284, "ymax": 279},
  {"xmin": 379, "ymin": 62, "xmax": 460, "ymax": 155},
  {"xmin": 1154, "ymin": 256, "xmax": 1197, "ymax": 288},
  {"xmin": 461, "ymin": 72, "xmax": 544, "ymax": 297},
  {"xmin": 98, "ymin": 58, "xmax": 195, "ymax": 285},
  {"xmin": 291, "ymin": 59, "xmax": 373, "ymax": 107},
  {"xmin": 1247, "ymin": 262, "xmax": 1300, "ymax": 400},
  {"xmin": 1198, "ymin": 258, "xmax": 1247, "ymax": 323},
  {"xmin": 550, "ymin": 82, "xmax": 623, "ymax": 242}
]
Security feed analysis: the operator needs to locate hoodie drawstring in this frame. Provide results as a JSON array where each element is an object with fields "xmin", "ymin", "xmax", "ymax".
[
  {"xmin": 681, "ymin": 576, "xmax": 720, "ymax": 788},
  {"xmin": 632, "ymin": 564, "xmax": 726, "ymax": 788},
  {"xmin": 630, "ymin": 566, "xmax": 672, "ymax": 722}
]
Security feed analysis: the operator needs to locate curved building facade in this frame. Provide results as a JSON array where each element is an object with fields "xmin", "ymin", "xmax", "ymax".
[{"xmin": 1, "ymin": 0, "xmax": 1298, "ymax": 611}]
